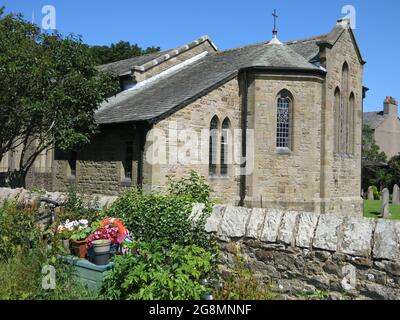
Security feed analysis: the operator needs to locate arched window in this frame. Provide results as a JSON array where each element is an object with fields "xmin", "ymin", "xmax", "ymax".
[
  {"xmin": 335, "ymin": 62, "xmax": 352, "ymax": 155},
  {"xmin": 334, "ymin": 87, "xmax": 341, "ymax": 153},
  {"xmin": 209, "ymin": 116, "xmax": 219, "ymax": 176},
  {"xmin": 276, "ymin": 90, "xmax": 293, "ymax": 149},
  {"xmin": 220, "ymin": 118, "xmax": 230, "ymax": 176},
  {"xmin": 347, "ymin": 93, "xmax": 355, "ymax": 154}
]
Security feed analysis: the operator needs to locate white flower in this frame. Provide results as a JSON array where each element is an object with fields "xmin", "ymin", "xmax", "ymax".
[{"xmin": 79, "ymin": 219, "xmax": 88, "ymax": 225}]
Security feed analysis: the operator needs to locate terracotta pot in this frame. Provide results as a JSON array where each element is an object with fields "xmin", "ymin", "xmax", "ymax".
[{"xmin": 71, "ymin": 240, "xmax": 88, "ymax": 259}]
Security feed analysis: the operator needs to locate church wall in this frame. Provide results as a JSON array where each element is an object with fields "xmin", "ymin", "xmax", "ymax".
[
  {"xmin": 49, "ymin": 126, "xmax": 140, "ymax": 196},
  {"xmin": 321, "ymin": 28, "xmax": 364, "ymax": 215},
  {"xmin": 245, "ymin": 73, "xmax": 324, "ymax": 212},
  {"xmin": 143, "ymin": 78, "xmax": 242, "ymax": 204}
]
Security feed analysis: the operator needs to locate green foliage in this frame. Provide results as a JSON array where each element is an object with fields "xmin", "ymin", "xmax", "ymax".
[
  {"xmin": 214, "ymin": 250, "xmax": 275, "ymax": 300},
  {"xmin": 101, "ymin": 241, "xmax": 212, "ymax": 300},
  {"xmin": 0, "ymin": 201, "xmax": 96, "ymax": 299},
  {"xmin": 0, "ymin": 203, "xmax": 43, "ymax": 261},
  {"xmin": 0, "ymin": 245, "xmax": 96, "ymax": 300},
  {"xmin": 106, "ymin": 172, "xmax": 214, "ymax": 252},
  {"xmin": 0, "ymin": 10, "xmax": 118, "ymax": 187},
  {"xmin": 362, "ymin": 125, "xmax": 389, "ymax": 190},
  {"xmin": 58, "ymin": 185, "xmax": 105, "ymax": 224},
  {"xmin": 89, "ymin": 41, "xmax": 160, "ymax": 65},
  {"xmin": 369, "ymin": 185, "xmax": 380, "ymax": 200},
  {"xmin": 167, "ymin": 170, "xmax": 213, "ymax": 204}
]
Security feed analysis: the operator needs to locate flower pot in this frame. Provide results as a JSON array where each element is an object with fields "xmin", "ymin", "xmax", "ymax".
[
  {"xmin": 92, "ymin": 240, "xmax": 111, "ymax": 265},
  {"xmin": 60, "ymin": 239, "xmax": 71, "ymax": 255},
  {"xmin": 71, "ymin": 240, "xmax": 88, "ymax": 259}
]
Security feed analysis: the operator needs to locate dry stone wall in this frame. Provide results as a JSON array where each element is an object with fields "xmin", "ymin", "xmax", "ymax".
[
  {"xmin": 206, "ymin": 205, "xmax": 400, "ymax": 300},
  {"xmin": 0, "ymin": 187, "xmax": 117, "ymax": 210}
]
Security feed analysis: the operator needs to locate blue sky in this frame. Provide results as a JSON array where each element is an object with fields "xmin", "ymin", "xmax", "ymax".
[{"xmin": 2, "ymin": 0, "xmax": 399, "ymax": 112}]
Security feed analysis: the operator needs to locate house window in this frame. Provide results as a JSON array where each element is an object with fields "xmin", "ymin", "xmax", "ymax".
[
  {"xmin": 220, "ymin": 118, "xmax": 230, "ymax": 176},
  {"xmin": 68, "ymin": 151, "xmax": 77, "ymax": 178},
  {"xmin": 209, "ymin": 116, "xmax": 219, "ymax": 176},
  {"xmin": 276, "ymin": 91, "xmax": 292, "ymax": 149},
  {"xmin": 124, "ymin": 141, "xmax": 133, "ymax": 180}
]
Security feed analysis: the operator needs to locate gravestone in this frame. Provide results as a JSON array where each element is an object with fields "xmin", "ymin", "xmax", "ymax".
[
  {"xmin": 380, "ymin": 188, "xmax": 390, "ymax": 218},
  {"xmin": 393, "ymin": 184, "xmax": 400, "ymax": 205},
  {"xmin": 367, "ymin": 186, "xmax": 374, "ymax": 200}
]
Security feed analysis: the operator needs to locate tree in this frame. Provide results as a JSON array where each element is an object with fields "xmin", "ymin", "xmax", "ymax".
[
  {"xmin": 362, "ymin": 124, "xmax": 388, "ymax": 190},
  {"xmin": 90, "ymin": 41, "xmax": 160, "ymax": 65},
  {"xmin": 0, "ymin": 9, "xmax": 119, "ymax": 186}
]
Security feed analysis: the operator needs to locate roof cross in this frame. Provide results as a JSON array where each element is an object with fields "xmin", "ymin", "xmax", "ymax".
[{"xmin": 272, "ymin": 9, "xmax": 278, "ymax": 36}]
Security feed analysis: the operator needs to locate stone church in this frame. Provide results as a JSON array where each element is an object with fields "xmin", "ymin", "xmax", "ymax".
[{"xmin": 0, "ymin": 17, "xmax": 366, "ymax": 215}]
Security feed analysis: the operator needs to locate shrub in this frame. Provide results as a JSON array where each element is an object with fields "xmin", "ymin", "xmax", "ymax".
[
  {"xmin": 59, "ymin": 185, "xmax": 105, "ymax": 223},
  {"xmin": 106, "ymin": 171, "xmax": 215, "ymax": 252},
  {"xmin": 214, "ymin": 250, "xmax": 275, "ymax": 300},
  {"xmin": 101, "ymin": 241, "xmax": 213, "ymax": 300},
  {"xmin": 0, "ymin": 203, "xmax": 43, "ymax": 261},
  {"xmin": 0, "ymin": 246, "xmax": 96, "ymax": 300},
  {"xmin": 370, "ymin": 185, "xmax": 380, "ymax": 200}
]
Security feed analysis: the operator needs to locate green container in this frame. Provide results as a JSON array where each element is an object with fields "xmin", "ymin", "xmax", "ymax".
[{"xmin": 59, "ymin": 255, "xmax": 114, "ymax": 293}]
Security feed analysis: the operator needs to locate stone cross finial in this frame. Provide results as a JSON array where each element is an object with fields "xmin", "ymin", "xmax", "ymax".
[
  {"xmin": 269, "ymin": 9, "xmax": 282, "ymax": 45},
  {"xmin": 272, "ymin": 9, "xmax": 278, "ymax": 37}
]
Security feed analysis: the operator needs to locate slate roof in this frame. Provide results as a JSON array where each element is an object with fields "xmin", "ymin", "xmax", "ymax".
[
  {"xmin": 95, "ymin": 42, "xmax": 325, "ymax": 125},
  {"xmin": 96, "ymin": 49, "xmax": 173, "ymax": 76},
  {"xmin": 363, "ymin": 111, "xmax": 387, "ymax": 129},
  {"xmin": 286, "ymin": 34, "xmax": 328, "ymax": 63}
]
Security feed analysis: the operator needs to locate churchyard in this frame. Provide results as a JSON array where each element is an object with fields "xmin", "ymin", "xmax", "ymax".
[{"xmin": 364, "ymin": 185, "xmax": 400, "ymax": 219}]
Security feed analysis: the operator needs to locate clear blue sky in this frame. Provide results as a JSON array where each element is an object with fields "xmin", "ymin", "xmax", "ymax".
[{"xmin": 3, "ymin": 0, "xmax": 399, "ymax": 112}]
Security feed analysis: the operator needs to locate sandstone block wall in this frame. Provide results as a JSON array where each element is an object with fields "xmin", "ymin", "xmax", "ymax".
[
  {"xmin": 207, "ymin": 205, "xmax": 400, "ymax": 300},
  {"xmin": 321, "ymin": 28, "xmax": 364, "ymax": 215},
  {"xmin": 246, "ymin": 73, "xmax": 324, "ymax": 212},
  {"xmin": 144, "ymin": 78, "xmax": 242, "ymax": 204},
  {"xmin": 0, "ymin": 187, "xmax": 117, "ymax": 210}
]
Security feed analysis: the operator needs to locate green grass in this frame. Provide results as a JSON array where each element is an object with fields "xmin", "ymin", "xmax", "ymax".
[{"xmin": 364, "ymin": 200, "xmax": 400, "ymax": 220}]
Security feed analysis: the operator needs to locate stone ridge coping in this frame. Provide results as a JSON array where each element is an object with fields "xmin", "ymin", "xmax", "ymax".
[
  {"xmin": 205, "ymin": 205, "xmax": 400, "ymax": 262},
  {"xmin": 0, "ymin": 187, "xmax": 118, "ymax": 210},
  {"xmin": 134, "ymin": 35, "xmax": 217, "ymax": 72}
]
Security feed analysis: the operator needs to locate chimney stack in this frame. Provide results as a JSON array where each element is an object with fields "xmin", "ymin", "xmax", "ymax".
[{"xmin": 384, "ymin": 96, "xmax": 398, "ymax": 116}]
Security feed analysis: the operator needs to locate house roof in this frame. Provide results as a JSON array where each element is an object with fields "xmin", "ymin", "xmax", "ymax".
[
  {"xmin": 95, "ymin": 42, "xmax": 325, "ymax": 125},
  {"xmin": 286, "ymin": 34, "xmax": 327, "ymax": 62},
  {"xmin": 97, "ymin": 35, "xmax": 218, "ymax": 77},
  {"xmin": 363, "ymin": 111, "xmax": 387, "ymax": 129}
]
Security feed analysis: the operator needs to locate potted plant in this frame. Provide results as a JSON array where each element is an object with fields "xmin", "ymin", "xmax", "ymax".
[
  {"xmin": 56, "ymin": 221, "xmax": 73, "ymax": 255},
  {"xmin": 87, "ymin": 225, "xmax": 119, "ymax": 265},
  {"xmin": 70, "ymin": 219, "xmax": 91, "ymax": 258}
]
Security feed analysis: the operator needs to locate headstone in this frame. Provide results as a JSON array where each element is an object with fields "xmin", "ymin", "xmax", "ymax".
[
  {"xmin": 380, "ymin": 188, "xmax": 390, "ymax": 218},
  {"xmin": 393, "ymin": 184, "xmax": 400, "ymax": 205},
  {"xmin": 381, "ymin": 203, "xmax": 390, "ymax": 219},
  {"xmin": 367, "ymin": 186, "xmax": 374, "ymax": 200}
]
